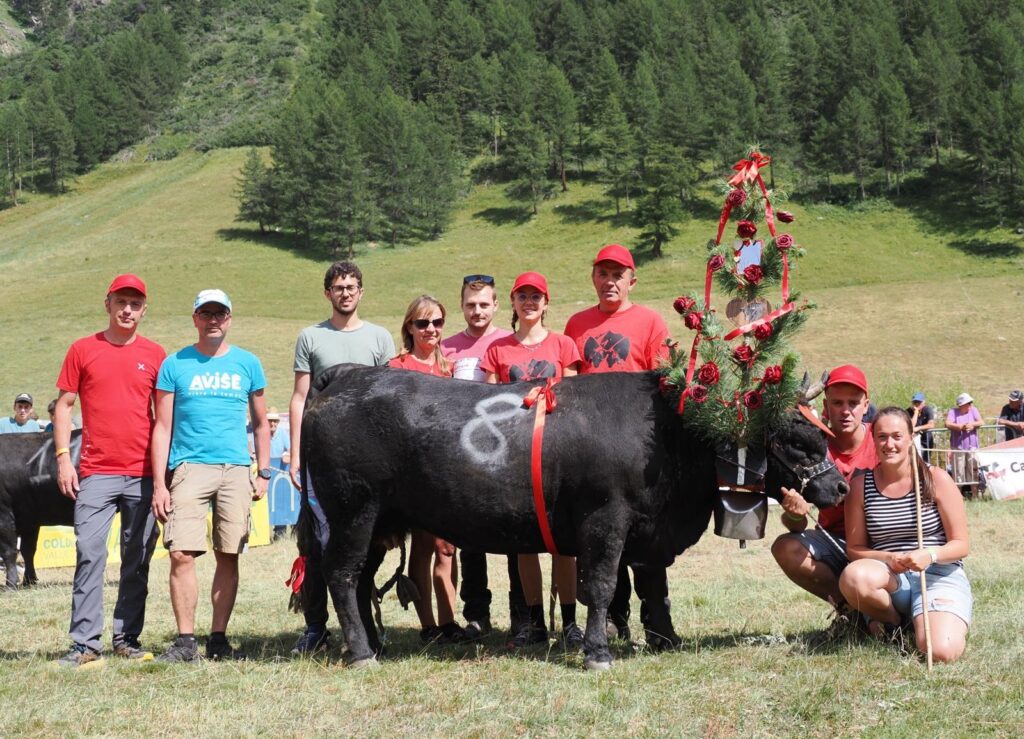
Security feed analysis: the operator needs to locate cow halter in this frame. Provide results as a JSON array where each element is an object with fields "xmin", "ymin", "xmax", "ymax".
[{"xmin": 769, "ymin": 442, "xmax": 836, "ymax": 495}]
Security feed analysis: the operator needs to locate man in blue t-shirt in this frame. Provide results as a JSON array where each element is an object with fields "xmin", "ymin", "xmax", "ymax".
[
  {"xmin": 0, "ymin": 393, "xmax": 42, "ymax": 433},
  {"xmin": 151, "ymin": 289, "xmax": 271, "ymax": 662}
]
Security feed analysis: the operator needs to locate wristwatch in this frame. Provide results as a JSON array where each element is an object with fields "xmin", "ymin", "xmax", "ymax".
[{"xmin": 258, "ymin": 468, "xmax": 272, "ymax": 480}]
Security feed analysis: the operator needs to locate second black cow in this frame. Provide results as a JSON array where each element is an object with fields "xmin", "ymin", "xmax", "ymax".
[
  {"xmin": 0, "ymin": 431, "xmax": 79, "ymax": 589},
  {"xmin": 302, "ymin": 365, "xmax": 846, "ymax": 669}
]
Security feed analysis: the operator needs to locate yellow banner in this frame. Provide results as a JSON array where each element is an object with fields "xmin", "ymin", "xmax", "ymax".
[{"xmin": 35, "ymin": 497, "xmax": 272, "ymax": 569}]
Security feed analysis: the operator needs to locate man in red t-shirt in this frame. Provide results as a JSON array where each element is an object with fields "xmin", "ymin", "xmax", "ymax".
[
  {"xmin": 771, "ymin": 364, "xmax": 877, "ymax": 612},
  {"xmin": 53, "ymin": 274, "xmax": 165, "ymax": 668},
  {"xmin": 564, "ymin": 244, "xmax": 671, "ymax": 644}
]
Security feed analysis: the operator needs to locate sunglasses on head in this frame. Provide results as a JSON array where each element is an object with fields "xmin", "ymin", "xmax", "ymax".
[
  {"xmin": 411, "ymin": 318, "xmax": 445, "ymax": 330},
  {"xmin": 463, "ymin": 274, "xmax": 495, "ymax": 286}
]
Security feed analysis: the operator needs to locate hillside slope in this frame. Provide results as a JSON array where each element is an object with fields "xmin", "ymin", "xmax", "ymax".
[{"xmin": 0, "ymin": 149, "xmax": 1021, "ymax": 415}]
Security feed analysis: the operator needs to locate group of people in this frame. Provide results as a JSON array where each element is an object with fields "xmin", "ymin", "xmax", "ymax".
[
  {"xmin": 39, "ymin": 243, "xmax": 972, "ymax": 668},
  {"xmin": 772, "ymin": 365, "xmax": 972, "ymax": 663}
]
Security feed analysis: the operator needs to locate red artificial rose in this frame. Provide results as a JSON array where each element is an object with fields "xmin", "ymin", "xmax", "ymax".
[
  {"xmin": 743, "ymin": 390, "xmax": 764, "ymax": 409},
  {"xmin": 777, "ymin": 210, "xmax": 795, "ymax": 223},
  {"xmin": 775, "ymin": 233, "xmax": 794, "ymax": 251},
  {"xmin": 673, "ymin": 296, "xmax": 696, "ymax": 315},
  {"xmin": 689, "ymin": 385, "xmax": 709, "ymax": 404},
  {"xmin": 763, "ymin": 365, "xmax": 783, "ymax": 385},
  {"xmin": 732, "ymin": 344, "xmax": 755, "ymax": 366},
  {"xmin": 737, "ymin": 220, "xmax": 757, "ymax": 238},
  {"xmin": 743, "ymin": 264, "xmax": 764, "ymax": 285},
  {"xmin": 726, "ymin": 188, "xmax": 747, "ymax": 207},
  {"xmin": 753, "ymin": 322, "xmax": 773, "ymax": 341},
  {"xmin": 708, "ymin": 254, "xmax": 726, "ymax": 271},
  {"xmin": 684, "ymin": 311, "xmax": 703, "ymax": 331},
  {"xmin": 697, "ymin": 362, "xmax": 720, "ymax": 386}
]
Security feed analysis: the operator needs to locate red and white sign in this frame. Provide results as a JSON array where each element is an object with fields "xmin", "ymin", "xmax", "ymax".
[{"xmin": 976, "ymin": 438, "xmax": 1024, "ymax": 501}]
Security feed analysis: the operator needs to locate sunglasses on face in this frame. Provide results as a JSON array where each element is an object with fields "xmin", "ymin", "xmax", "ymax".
[
  {"xmin": 463, "ymin": 274, "xmax": 495, "ymax": 286},
  {"xmin": 411, "ymin": 318, "xmax": 445, "ymax": 330},
  {"xmin": 195, "ymin": 310, "xmax": 230, "ymax": 321}
]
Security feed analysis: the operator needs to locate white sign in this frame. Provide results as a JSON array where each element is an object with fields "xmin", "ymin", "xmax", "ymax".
[{"xmin": 977, "ymin": 439, "xmax": 1024, "ymax": 501}]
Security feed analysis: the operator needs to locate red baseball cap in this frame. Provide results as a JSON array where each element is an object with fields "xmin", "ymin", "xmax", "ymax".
[
  {"xmin": 593, "ymin": 243, "xmax": 635, "ymax": 269},
  {"xmin": 511, "ymin": 271, "xmax": 549, "ymax": 300},
  {"xmin": 107, "ymin": 273, "xmax": 147, "ymax": 297},
  {"xmin": 826, "ymin": 364, "xmax": 868, "ymax": 394}
]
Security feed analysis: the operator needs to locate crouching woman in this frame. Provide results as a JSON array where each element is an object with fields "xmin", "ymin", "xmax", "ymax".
[{"xmin": 839, "ymin": 406, "xmax": 971, "ymax": 663}]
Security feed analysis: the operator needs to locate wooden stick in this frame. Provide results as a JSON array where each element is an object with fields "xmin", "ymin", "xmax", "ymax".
[{"xmin": 910, "ymin": 450, "xmax": 934, "ymax": 671}]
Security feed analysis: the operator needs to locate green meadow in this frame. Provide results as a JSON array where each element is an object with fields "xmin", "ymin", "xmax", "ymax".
[
  {"xmin": 1, "ymin": 150, "xmax": 1023, "ymax": 737},
  {"xmin": 0, "ymin": 148, "xmax": 1021, "ymax": 415}
]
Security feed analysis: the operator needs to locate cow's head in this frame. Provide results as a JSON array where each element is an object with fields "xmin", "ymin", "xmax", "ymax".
[{"xmin": 764, "ymin": 407, "xmax": 847, "ymax": 509}]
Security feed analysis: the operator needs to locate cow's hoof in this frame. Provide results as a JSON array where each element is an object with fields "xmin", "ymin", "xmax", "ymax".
[
  {"xmin": 584, "ymin": 658, "xmax": 612, "ymax": 671},
  {"xmin": 348, "ymin": 656, "xmax": 378, "ymax": 669}
]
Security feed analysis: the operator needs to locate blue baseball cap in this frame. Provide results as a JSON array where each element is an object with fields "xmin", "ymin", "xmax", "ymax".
[
  {"xmin": 911, "ymin": 392, "xmax": 925, "ymax": 402},
  {"xmin": 193, "ymin": 288, "xmax": 232, "ymax": 312}
]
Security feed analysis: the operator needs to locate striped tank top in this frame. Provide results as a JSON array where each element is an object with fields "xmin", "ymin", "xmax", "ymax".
[{"xmin": 863, "ymin": 469, "xmax": 948, "ymax": 553}]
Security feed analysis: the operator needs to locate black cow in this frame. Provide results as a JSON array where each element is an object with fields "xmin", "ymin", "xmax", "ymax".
[
  {"xmin": 0, "ymin": 431, "xmax": 79, "ymax": 588},
  {"xmin": 302, "ymin": 365, "xmax": 845, "ymax": 669}
]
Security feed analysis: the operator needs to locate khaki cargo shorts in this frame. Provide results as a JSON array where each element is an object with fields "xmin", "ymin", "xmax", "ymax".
[{"xmin": 164, "ymin": 462, "xmax": 253, "ymax": 554}]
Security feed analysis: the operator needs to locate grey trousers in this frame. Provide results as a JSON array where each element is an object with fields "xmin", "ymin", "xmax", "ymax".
[{"xmin": 69, "ymin": 475, "xmax": 158, "ymax": 652}]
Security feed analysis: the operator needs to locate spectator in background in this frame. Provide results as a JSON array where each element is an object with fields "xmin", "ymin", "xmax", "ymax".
[
  {"xmin": 997, "ymin": 390, "xmax": 1024, "ymax": 441},
  {"xmin": 0, "ymin": 393, "xmax": 41, "ymax": 433},
  {"xmin": 267, "ymin": 407, "xmax": 290, "ymax": 541},
  {"xmin": 863, "ymin": 402, "xmax": 878, "ymax": 424},
  {"xmin": 946, "ymin": 393, "xmax": 983, "ymax": 498},
  {"xmin": 906, "ymin": 392, "xmax": 936, "ymax": 455},
  {"xmin": 45, "ymin": 399, "xmax": 58, "ymax": 432}
]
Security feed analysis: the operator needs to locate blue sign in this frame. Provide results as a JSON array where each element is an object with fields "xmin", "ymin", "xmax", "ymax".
[{"xmin": 268, "ymin": 456, "xmax": 300, "ymax": 526}]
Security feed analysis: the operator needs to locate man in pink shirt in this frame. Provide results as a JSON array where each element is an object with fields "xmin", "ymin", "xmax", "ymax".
[
  {"xmin": 440, "ymin": 275, "xmax": 522, "ymax": 639},
  {"xmin": 564, "ymin": 244, "xmax": 670, "ymax": 645}
]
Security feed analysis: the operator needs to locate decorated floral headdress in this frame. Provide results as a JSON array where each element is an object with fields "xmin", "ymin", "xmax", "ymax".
[{"xmin": 659, "ymin": 148, "xmax": 813, "ymax": 448}]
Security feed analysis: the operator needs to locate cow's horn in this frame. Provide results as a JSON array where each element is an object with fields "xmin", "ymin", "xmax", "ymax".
[{"xmin": 799, "ymin": 370, "xmax": 827, "ymax": 404}]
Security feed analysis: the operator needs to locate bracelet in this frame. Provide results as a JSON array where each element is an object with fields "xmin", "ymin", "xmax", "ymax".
[
  {"xmin": 783, "ymin": 510, "xmax": 806, "ymax": 523},
  {"xmin": 927, "ymin": 547, "xmax": 939, "ymax": 564},
  {"xmin": 56, "ymin": 447, "xmax": 70, "ymax": 457}
]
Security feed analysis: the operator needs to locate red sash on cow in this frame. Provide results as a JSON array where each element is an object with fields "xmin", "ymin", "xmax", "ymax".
[{"xmin": 523, "ymin": 379, "xmax": 560, "ymax": 555}]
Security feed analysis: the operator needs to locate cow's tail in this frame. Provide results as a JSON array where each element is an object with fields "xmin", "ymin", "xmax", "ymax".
[{"xmin": 370, "ymin": 537, "xmax": 419, "ymax": 638}]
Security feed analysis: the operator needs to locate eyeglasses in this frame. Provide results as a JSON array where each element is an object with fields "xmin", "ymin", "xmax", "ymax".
[
  {"xmin": 195, "ymin": 310, "xmax": 230, "ymax": 321},
  {"xmin": 513, "ymin": 292, "xmax": 545, "ymax": 304},
  {"xmin": 411, "ymin": 318, "xmax": 445, "ymax": 330},
  {"xmin": 463, "ymin": 274, "xmax": 495, "ymax": 286},
  {"xmin": 329, "ymin": 285, "xmax": 361, "ymax": 295}
]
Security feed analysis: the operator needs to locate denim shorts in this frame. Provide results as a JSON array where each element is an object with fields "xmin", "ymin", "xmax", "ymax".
[
  {"xmin": 790, "ymin": 528, "xmax": 849, "ymax": 577},
  {"xmin": 891, "ymin": 563, "xmax": 972, "ymax": 626}
]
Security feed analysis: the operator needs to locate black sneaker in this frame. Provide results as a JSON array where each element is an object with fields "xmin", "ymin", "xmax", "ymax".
[
  {"xmin": 56, "ymin": 644, "xmax": 104, "ymax": 669},
  {"xmin": 463, "ymin": 619, "xmax": 492, "ymax": 641},
  {"xmin": 157, "ymin": 636, "xmax": 200, "ymax": 663},
  {"xmin": 437, "ymin": 622, "xmax": 467, "ymax": 645},
  {"xmin": 561, "ymin": 622, "xmax": 585, "ymax": 651},
  {"xmin": 206, "ymin": 636, "xmax": 246, "ymax": 661},
  {"xmin": 112, "ymin": 636, "xmax": 154, "ymax": 661},
  {"xmin": 419, "ymin": 626, "xmax": 442, "ymax": 644},
  {"xmin": 507, "ymin": 622, "xmax": 548, "ymax": 649},
  {"xmin": 291, "ymin": 628, "xmax": 331, "ymax": 656}
]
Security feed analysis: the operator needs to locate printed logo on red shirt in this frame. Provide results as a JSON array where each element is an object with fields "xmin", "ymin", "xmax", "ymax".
[
  {"xmin": 582, "ymin": 332, "xmax": 631, "ymax": 369},
  {"xmin": 509, "ymin": 359, "xmax": 556, "ymax": 381}
]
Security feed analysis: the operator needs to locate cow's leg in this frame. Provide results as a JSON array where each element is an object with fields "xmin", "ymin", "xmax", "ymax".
[
  {"xmin": 634, "ymin": 565, "xmax": 680, "ymax": 651},
  {"xmin": 19, "ymin": 525, "xmax": 40, "ymax": 587},
  {"xmin": 575, "ymin": 524, "xmax": 626, "ymax": 670},
  {"xmin": 356, "ymin": 542, "xmax": 386, "ymax": 657},
  {"xmin": 0, "ymin": 509, "xmax": 18, "ymax": 590},
  {"xmin": 321, "ymin": 503, "xmax": 380, "ymax": 667}
]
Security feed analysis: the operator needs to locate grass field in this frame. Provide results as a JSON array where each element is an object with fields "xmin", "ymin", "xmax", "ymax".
[
  {"xmin": 2, "ymin": 500, "xmax": 1021, "ymax": 737},
  {"xmin": 0, "ymin": 148, "xmax": 1022, "ymax": 416}
]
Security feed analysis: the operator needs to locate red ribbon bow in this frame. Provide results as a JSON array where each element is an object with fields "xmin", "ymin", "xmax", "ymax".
[
  {"xmin": 285, "ymin": 556, "xmax": 306, "ymax": 594},
  {"xmin": 728, "ymin": 152, "xmax": 772, "ymax": 187}
]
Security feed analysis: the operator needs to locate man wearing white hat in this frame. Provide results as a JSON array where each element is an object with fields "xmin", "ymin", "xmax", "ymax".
[
  {"xmin": 151, "ymin": 288, "xmax": 271, "ymax": 661},
  {"xmin": 947, "ymin": 393, "xmax": 982, "ymax": 498}
]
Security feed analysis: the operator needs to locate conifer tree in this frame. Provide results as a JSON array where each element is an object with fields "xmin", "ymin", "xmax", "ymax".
[
  {"xmin": 503, "ymin": 112, "xmax": 551, "ymax": 215},
  {"xmin": 595, "ymin": 94, "xmax": 637, "ymax": 214},
  {"xmin": 834, "ymin": 87, "xmax": 877, "ymax": 199},
  {"xmin": 535, "ymin": 62, "xmax": 576, "ymax": 191},
  {"xmin": 236, "ymin": 148, "xmax": 274, "ymax": 234}
]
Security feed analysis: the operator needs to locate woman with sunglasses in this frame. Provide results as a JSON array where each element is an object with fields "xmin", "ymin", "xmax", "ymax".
[
  {"xmin": 480, "ymin": 272, "xmax": 584, "ymax": 651},
  {"xmin": 389, "ymin": 295, "xmax": 464, "ymax": 644},
  {"xmin": 839, "ymin": 406, "xmax": 972, "ymax": 662}
]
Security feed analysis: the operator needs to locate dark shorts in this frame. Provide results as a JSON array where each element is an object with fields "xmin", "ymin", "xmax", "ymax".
[{"xmin": 790, "ymin": 528, "xmax": 848, "ymax": 577}]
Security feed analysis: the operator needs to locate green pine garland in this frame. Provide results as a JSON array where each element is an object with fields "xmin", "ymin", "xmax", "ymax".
[{"xmin": 658, "ymin": 149, "xmax": 814, "ymax": 448}]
